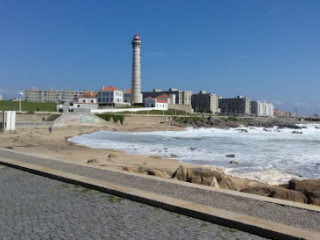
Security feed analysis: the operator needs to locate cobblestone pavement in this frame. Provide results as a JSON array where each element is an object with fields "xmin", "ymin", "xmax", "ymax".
[
  {"xmin": 1, "ymin": 149, "xmax": 319, "ymax": 233},
  {"xmin": 0, "ymin": 165, "xmax": 269, "ymax": 240}
]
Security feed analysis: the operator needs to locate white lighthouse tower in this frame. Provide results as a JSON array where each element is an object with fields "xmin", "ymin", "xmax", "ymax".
[{"xmin": 131, "ymin": 33, "xmax": 143, "ymax": 104}]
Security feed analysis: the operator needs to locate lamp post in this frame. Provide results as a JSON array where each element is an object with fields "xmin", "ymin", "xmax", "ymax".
[{"xmin": 19, "ymin": 92, "xmax": 23, "ymax": 112}]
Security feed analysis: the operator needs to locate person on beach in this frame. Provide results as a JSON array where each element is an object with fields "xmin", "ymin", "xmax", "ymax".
[{"xmin": 48, "ymin": 126, "xmax": 52, "ymax": 134}]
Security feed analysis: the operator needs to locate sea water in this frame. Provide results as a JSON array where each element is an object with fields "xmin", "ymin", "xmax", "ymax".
[{"xmin": 69, "ymin": 124, "xmax": 320, "ymax": 185}]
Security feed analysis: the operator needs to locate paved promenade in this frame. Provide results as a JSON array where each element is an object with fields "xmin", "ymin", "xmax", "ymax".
[
  {"xmin": 0, "ymin": 166, "xmax": 267, "ymax": 240},
  {"xmin": 1, "ymin": 148, "xmax": 320, "ymax": 240}
]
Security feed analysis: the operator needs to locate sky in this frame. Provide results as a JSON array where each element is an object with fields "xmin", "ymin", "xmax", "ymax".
[{"xmin": 0, "ymin": 0, "xmax": 319, "ymax": 115}]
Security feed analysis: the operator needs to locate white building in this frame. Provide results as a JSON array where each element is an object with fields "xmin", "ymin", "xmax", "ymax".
[
  {"xmin": 73, "ymin": 91, "xmax": 98, "ymax": 111},
  {"xmin": 144, "ymin": 97, "xmax": 168, "ymax": 110},
  {"xmin": 97, "ymin": 86, "xmax": 124, "ymax": 106},
  {"xmin": 251, "ymin": 101, "xmax": 274, "ymax": 117}
]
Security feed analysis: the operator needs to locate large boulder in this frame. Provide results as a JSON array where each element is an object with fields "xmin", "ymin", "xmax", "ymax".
[
  {"xmin": 288, "ymin": 179, "xmax": 320, "ymax": 192},
  {"xmin": 288, "ymin": 179, "xmax": 320, "ymax": 205},
  {"xmin": 241, "ymin": 184, "xmax": 307, "ymax": 203},
  {"xmin": 172, "ymin": 166, "xmax": 240, "ymax": 190}
]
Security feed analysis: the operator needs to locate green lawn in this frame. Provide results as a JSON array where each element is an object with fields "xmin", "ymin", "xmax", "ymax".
[{"xmin": 0, "ymin": 100, "xmax": 56, "ymax": 112}]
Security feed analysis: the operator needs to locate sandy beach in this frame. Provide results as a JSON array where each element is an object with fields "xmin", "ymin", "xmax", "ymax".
[{"xmin": 0, "ymin": 117, "xmax": 193, "ymax": 175}]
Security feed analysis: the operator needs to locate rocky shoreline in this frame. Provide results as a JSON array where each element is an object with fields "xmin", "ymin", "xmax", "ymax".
[
  {"xmin": 172, "ymin": 115, "xmax": 305, "ymax": 129},
  {"xmin": 123, "ymin": 165, "xmax": 320, "ymax": 206}
]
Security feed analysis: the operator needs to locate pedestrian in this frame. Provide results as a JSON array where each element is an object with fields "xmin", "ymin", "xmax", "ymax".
[{"xmin": 48, "ymin": 126, "xmax": 52, "ymax": 134}]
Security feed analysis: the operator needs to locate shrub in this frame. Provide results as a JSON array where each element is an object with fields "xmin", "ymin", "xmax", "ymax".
[{"xmin": 96, "ymin": 113, "xmax": 125, "ymax": 125}]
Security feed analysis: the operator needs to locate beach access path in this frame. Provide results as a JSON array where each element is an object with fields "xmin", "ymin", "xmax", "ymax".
[{"xmin": 0, "ymin": 147, "xmax": 319, "ymax": 240}]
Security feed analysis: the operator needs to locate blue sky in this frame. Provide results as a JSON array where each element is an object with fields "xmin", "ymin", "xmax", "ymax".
[{"xmin": 0, "ymin": 0, "xmax": 319, "ymax": 115}]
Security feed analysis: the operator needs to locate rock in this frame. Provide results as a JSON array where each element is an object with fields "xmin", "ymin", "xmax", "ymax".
[
  {"xmin": 218, "ymin": 177, "xmax": 238, "ymax": 190},
  {"xmin": 278, "ymin": 124, "xmax": 302, "ymax": 129},
  {"xmin": 238, "ymin": 129, "xmax": 248, "ymax": 133},
  {"xmin": 229, "ymin": 160, "xmax": 239, "ymax": 165},
  {"xmin": 304, "ymin": 190, "xmax": 320, "ymax": 206},
  {"xmin": 170, "ymin": 154, "xmax": 178, "ymax": 158},
  {"xmin": 146, "ymin": 168, "xmax": 170, "ymax": 178},
  {"xmin": 122, "ymin": 166, "xmax": 170, "ymax": 178},
  {"xmin": 87, "ymin": 159, "xmax": 98, "ymax": 164},
  {"xmin": 226, "ymin": 154, "xmax": 235, "ymax": 158},
  {"xmin": 288, "ymin": 179, "xmax": 320, "ymax": 192},
  {"xmin": 288, "ymin": 179, "xmax": 320, "ymax": 205},
  {"xmin": 172, "ymin": 166, "xmax": 192, "ymax": 182},
  {"xmin": 122, "ymin": 166, "xmax": 135, "ymax": 172},
  {"xmin": 108, "ymin": 153, "xmax": 117, "ymax": 158},
  {"xmin": 189, "ymin": 147, "xmax": 197, "ymax": 151},
  {"xmin": 292, "ymin": 131, "xmax": 302, "ymax": 134},
  {"xmin": 241, "ymin": 184, "xmax": 307, "ymax": 203},
  {"xmin": 172, "ymin": 166, "xmax": 240, "ymax": 189}
]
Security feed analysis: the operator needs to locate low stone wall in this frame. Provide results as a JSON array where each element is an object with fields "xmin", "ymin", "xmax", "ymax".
[
  {"xmin": 16, "ymin": 122, "xmax": 52, "ymax": 129},
  {"xmin": 15, "ymin": 113, "xmax": 60, "ymax": 122}
]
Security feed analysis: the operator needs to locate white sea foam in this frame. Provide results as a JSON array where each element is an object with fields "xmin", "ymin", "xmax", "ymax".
[{"xmin": 69, "ymin": 124, "xmax": 320, "ymax": 184}]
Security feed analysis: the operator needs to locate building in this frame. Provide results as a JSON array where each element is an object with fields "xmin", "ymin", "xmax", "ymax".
[
  {"xmin": 72, "ymin": 91, "xmax": 99, "ymax": 111},
  {"xmin": 142, "ymin": 88, "xmax": 192, "ymax": 105},
  {"xmin": 77, "ymin": 91, "xmax": 98, "ymax": 104},
  {"xmin": 155, "ymin": 93, "xmax": 175, "ymax": 104},
  {"xmin": 144, "ymin": 97, "xmax": 168, "ymax": 110},
  {"xmin": 274, "ymin": 109, "xmax": 290, "ymax": 117},
  {"xmin": 191, "ymin": 90, "xmax": 221, "ymax": 114},
  {"xmin": 219, "ymin": 96, "xmax": 251, "ymax": 116},
  {"xmin": 123, "ymin": 89, "xmax": 132, "ymax": 103},
  {"xmin": 131, "ymin": 33, "xmax": 143, "ymax": 104},
  {"xmin": 22, "ymin": 87, "xmax": 84, "ymax": 102},
  {"xmin": 251, "ymin": 101, "xmax": 274, "ymax": 117},
  {"xmin": 97, "ymin": 86, "xmax": 124, "ymax": 106}
]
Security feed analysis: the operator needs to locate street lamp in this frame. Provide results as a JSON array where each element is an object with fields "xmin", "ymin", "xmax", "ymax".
[{"xmin": 19, "ymin": 92, "xmax": 23, "ymax": 112}]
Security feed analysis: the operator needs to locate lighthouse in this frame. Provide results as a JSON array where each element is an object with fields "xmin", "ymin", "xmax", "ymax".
[{"xmin": 131, "ymin": 33, "xmax": 143, "ymax": 104}]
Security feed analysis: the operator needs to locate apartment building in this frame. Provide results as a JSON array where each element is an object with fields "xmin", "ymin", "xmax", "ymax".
[
  {"xmin": 22, "ymin": 87, "xmax": 84, "ymax": 102},
  {"xmin": 251, "ymin": 101, "xmax": 274, "ymax": 117},
  {"xmin": 191, "ymin": 90, "xmax": 221, "ymax": 114},
  {"xmin": 219, "ymin": 96, "xmax": 251, "ymax": 116}
]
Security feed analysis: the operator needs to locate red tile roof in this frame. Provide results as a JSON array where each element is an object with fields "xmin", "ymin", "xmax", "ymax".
[
  {"xmin": 103, "ymin": 86, "xmax": 120, "ymax": 91},
  {"xmin": 80, "ymin": 91, "xmax": 98, "ymax": 98},
  {"xmin": 145, "ymin": 96, "xmax": 167, "ymax": 104},
  {"xmin": 125, "ymin": 89, "xmax": 132, "ymax": 93},
  {"xmin": 156, "ymin": 94, "xmax": 169, "ymax": 99}
]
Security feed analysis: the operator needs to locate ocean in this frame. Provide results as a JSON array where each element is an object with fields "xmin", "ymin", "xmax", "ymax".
[{"xmin": 69, "ymin": 124, "xmax": 320, "ymax": 185}]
